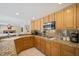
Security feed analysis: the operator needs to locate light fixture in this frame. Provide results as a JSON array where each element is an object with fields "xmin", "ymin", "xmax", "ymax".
[{"xmin": 16, "ymin": 12, "xmax": 19, "ymax": 16}]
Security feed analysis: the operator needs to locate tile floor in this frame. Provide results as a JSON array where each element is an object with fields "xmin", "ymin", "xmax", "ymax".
[{"xmin": 18, "ymin": 47, "xmax": 45, "ymax": 56}]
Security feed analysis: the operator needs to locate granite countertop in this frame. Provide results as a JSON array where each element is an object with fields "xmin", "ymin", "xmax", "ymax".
[
  {"xmin": 0, "ymin": 35, "xmax": 32, "ymax": 56},
  {"xmin": 0, "ymin": 40, "xmax": 17, "ymax": 56},
  {"xmin": 34, "ymin": 35, "xmax": 79, "ymax": 48}
]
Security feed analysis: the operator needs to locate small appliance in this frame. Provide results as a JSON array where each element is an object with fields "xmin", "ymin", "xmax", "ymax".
[{"xmin": 70, "ymin": 32, "xmax": 79, "ymax": 43}]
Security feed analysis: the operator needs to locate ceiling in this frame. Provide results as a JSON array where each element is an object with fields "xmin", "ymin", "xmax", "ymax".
[{"xmin": 0, "ymin": 3, "xmax": 72, "ymax": 26}]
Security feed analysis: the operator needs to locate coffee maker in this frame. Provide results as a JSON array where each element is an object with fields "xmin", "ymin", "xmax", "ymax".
[{"xmin": 70, "ymin": 30, "xmax": 79, "ymax": 43}]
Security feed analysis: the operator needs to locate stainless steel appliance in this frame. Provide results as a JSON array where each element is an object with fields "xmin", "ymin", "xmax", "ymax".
[
  {"xmin": 70, "ymin": 32, "xmax": 79, "ymax": 43},
  {"xmin": 43, "ymin": 21, "xmax": 55, "ymax": 30}
]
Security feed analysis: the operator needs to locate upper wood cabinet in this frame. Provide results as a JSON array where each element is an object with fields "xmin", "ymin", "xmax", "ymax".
[
  {"xmin": 48, "ymin": 13, "xmax": 55, "ymax": 22},
  {"xmin": 43, "ymin": 16, "xmax": 49, "ymax": 23},
  {"xmin": 77, "ymin": 4, "xmax": 79, "ymax": 29},
  {"xmin": 33, "ymin": 20, "xmax": 37, "ymax": 30},
  {"xmin": 31, "ymin": 4, "xmax": 79, "ymax": 31},
  {"xmin": 31, "ymin": 20, "xmax": 41, "ymax": 30},
  {"xmin": 63, "ymin": 4, "xmax": 76, "ymax": 29},
  {"xmin": 55, "ymin": 10, "xmax": 63, "ymax": 30},
  {"xmin": 31, "ymin": 20, "xmax": 35, "ymax": 31},
  {"xmin": 37, "ymin": 19, "xmax": 41, "ymax": 30},
  {"xmin": 40, "ymin": 18, "xmax": 44, "ymax": 30}
]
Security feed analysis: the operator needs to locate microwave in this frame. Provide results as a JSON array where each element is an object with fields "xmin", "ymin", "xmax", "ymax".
[{"xmin": 43, "ymin": 21, "xmax": 55, "ymax": 30}]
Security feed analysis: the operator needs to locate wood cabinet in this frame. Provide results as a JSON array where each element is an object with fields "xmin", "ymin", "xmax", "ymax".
[
  {"xmin": 14, "ymin": 35, "xmax": 79, "ymax": 56},
  {"xmin": 40, "ymin": 18, "xmax": 44, "ymax": 30},
  {"xmin": 14, "ymin": 38, "xmax": 24, "ymax": 54},
  {"xmin": 45, "ymin": 40, "xmax": 51, "ymax": 56},
  {"xmin": 40, "ymin": 38, "xmax": 46, "ymax": 54},
  {"xmin": 60, "ymin": 44, "xmax": 75, "ymax": 56},
  {"xmin": 22, "ymin": 37, "xmax": 34, "ymax": 50},
  {"xmin": 35, "ymin": 20, "xmax": 38, "ymax": 30},
  {"xmin": 51, "ymin": 41, "xmax": 61, "ymax": 56},
  {"xmin": 77, "ymin": 4, "xmax": 79, "ymax": 29},
  {"xmin": 76, "ymin": 48, "xmax": 79, "ymax": 56},
  {"xmin": 31, "ymin": 4, "xmax": 79, "ymax": 31},
  {"xmin": 48, "ymin": 13, "xmax": 55, "ymax": 22},
  {"xmin": 31, "ymin": 20, "xmax": 35, "ymax": 31},
  {"xmin": 38, "ymin": 19, "xmax": 41, "ymax": 30},
  {"xmin": 63, "ymin": 4, "xmax": 76, "ymax": 29},
  {"xmin": 36, "ymin": 19, "xmax": 41, "ymax": 30},
  {"xmin": 43, "ymin": 16, "xmax": 49, "ymax": 23},
  {"xmin": 55, "ymin": 10, "xmax": 63, "ymax": 30},
  {"xmin": 34, "ymin": 36, "xmax": 41, "ymax": 50},
  {"xmin": 14, "ymin": 36, "xmax": 34, "ymax": 54}
]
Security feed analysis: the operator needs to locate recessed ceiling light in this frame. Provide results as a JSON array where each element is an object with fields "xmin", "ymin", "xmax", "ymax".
[{"xmin": 16, "ymin": 12, "xmax": 19, "ymax": 16}]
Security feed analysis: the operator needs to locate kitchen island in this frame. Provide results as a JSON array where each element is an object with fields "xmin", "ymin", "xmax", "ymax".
[{"xmin": 0, "ymin": 35, "xmax": 32, "ymax": 56}]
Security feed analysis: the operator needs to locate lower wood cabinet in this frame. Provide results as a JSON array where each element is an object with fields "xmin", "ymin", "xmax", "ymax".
[
  {"xmin": 76, "ymin": 48, "xmax": 79, "ymax": 56},
  {"xmin": 34, "ymin": 36, "xmax": 41, "ymax": 50},
  {"xmin": 45, "ymin": 40, "xmax": 51, "ymax": 56},
  {"xmin": 51, "ymin": 41, "xmax": 61, "ymax": 56},
  {"xmin": 14, "ymin": 38, "xmax": 24, "ymax": 54},
  {"xmin": 40, "ymin": 38, "xmax": 46, "ymax": 54},
  {"xmin": 14, "ymin": 36, "xmax": 34, "ymax": 54},
  {"xmin": 60, "ymin": 44, "xmax": 75, "ymax": 56},
  {"xmin": 23, "ymin": 37, "xmax": 34, "ymax": 50},
  {"xmin": 14, "ymin": 35, "xmax": 79, "ymax": 56}
]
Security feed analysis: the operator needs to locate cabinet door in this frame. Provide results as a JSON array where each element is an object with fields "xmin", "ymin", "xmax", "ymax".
[
  {"xmin": 35, "ymin": 20, "xmax": 38, "ymax": 30},
  {"xmin": 51, "ymin": 41, "xmax": 61, "ymax": 56},
  {"xmin": 37, "ymin": 37, "xmax": 41, "ymax": 50},
  {"xmin": 55, "ymin": 11, "xmax": 63, "ymax": 30},
  {"xmin": 31, "ymin": 20, "xmax": 36, "ymax": 31},
  {"xmin": 45, "ymin": 40, "xmax": 51, "ymax": 56},
  {"xmin": 40, "ymin": 38, "xmax": 46, "ymax": 54},
  {"xmin": 38, "ymin": 19, "xmax": 41, "ymax": 30},
  {"xmin": 40, "ymin": 18, "xmax": 44, "ymax": 30},
  {"xmin": 14, "ymin": 36, "xmax": 34, "ymax": 54},
  {"xmin": 76, "ymin": 48, "xmax": 79, "ymax": 56},
  {"xmin": 23, "ymin": 37, "xmax": 34, "ymax": 50},
  {"xmin": 14, "ymin": 38, "xmax": 24, "ymax": 54},
  {"xmin": 48, "ymin": 13, "xmax": 55, "ymax": 22},
  {"xmin": 77, "ymin": 4, "xmax": 79, "ymax": 29},
  {"xmin": 60, "ymin": 44, "xmax": 75, "ymax": 56},
  {"xmin": 63, "ymin": 4, "xmax": 76, "ymax": 29},
  {"xmin": 43, "ymin": 16, "xmax": 49, "ymax": 23},
  {"xmin": 36, "ymin": 20, "xmax": 40, "ymax": 30},
  {"xmin": 34, "ymin": 37, "xmax": 41, "ymax": 50}
]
